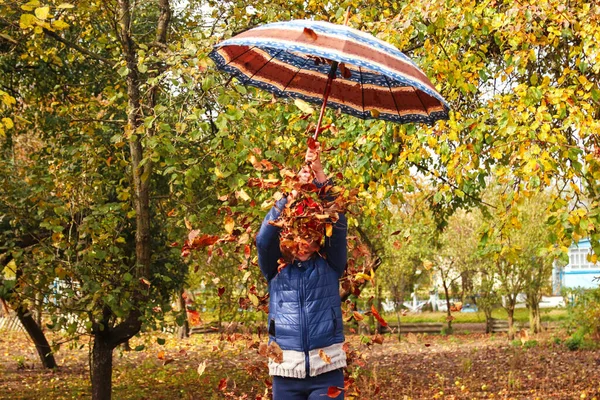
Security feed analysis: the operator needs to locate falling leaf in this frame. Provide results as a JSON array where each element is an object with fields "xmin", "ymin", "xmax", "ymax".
[
  {"xmin": 157, "ymin": 350, "xmax": 165, "ymax": 360},
  {"xmin": 224, "ymin": 216, "xmax": 234, "ymax": 234},
  {"xmin": 370, "ymin": 109, "xmax": 380, "ymax": 118},
  {"xmin": 325, "ymin": 223, "xmax": 333, "ymax": 237},
  {"xmin": 327, "ymin": 386, "xmax": 343, "ymax": 398},
  {"xmin": 373, "ymin": 334, "xmax": 384, "ymax": 345},
  {"xmin": 140, "ymin": 278, "xmax": 151, "ymax": 286},
  {"xmin": 339, "ymin": 63, "xmax": 352, "ymax": 79},
  {"xmin": 319, "ymin": 349, "xmax": 332, "ymax": 364},
  {"xmin": 267, "ymin": 341, "xmax": 283, "ymax": 364},
  {"xmin": 355, "ymin": 272, "xmax": 371, "ymax": 281},
  {"xmin": 353, "ymin": 311, "xmax": 364, "ymax": 321},
  {"xmin": 236, "ymin": 189, "xmax": 251, "ymax": 201},
  {"xmin": 294, "ymin": 98, "xmax": 315, "ymax": 114},
  {"xmin": 249, "ymin": 293, "xmax": 259, "ymax": 307},
  {"xmin": 371, "ymin": 305, "xmax": 388, "ymax": 327},
  {"xmin": 303, "ymin": 27, "xmax": 318, "ymax": 40},
  {"xmin": 406, "ymin": 332, "xmax": 418, "ymax": 344},
  {"xmin": 197, "ymin": 361, "xmax": 206, "ymax": 376}
]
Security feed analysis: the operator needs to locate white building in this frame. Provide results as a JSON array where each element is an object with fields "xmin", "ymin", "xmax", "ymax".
[{"xmin": 553, "ymin": 239, "xmax": 600, "ymax": 294}]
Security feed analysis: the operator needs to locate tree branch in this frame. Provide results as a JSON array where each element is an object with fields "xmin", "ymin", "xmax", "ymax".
[{"xmin": 42, "ymin": 28, "xmax": 115, "ymax": 67}]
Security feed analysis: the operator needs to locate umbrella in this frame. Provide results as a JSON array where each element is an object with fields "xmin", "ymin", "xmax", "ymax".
[{"xmin": 209, "ymin": 17, "xmax": 450, "ymax": 139}]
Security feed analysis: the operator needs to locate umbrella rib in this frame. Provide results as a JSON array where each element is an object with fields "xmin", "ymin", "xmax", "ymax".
[
  {"xmin": 240, "ymin": 48, "xmax": 286, "ymax": 87},
  {"xmin": 220, "ymin": 45, "xmax": 257, "ymax": 69},
  {"xmin": 383, "ymin": 75, "xmax": 403, "ymax": 121},
  {"xmin": 359, "ymin": 67, "xmax": 365, "ymax": 116},
  {"xmin": 412, "ymin": 88, "xmax": 432, "ymax": 119},
  {"xmin": 280, "ymin": 54, "xmax": 312, "ymax": 95}
]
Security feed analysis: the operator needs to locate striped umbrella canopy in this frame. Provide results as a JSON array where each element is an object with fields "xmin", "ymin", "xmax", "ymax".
[{"xmin": 209, "ymin": 19, "xmax": 450, "ymax": 137}]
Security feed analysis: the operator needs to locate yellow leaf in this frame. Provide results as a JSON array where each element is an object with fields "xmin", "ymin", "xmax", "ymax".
[
  {"xmin": 355, "ymin": 272, "xmax": 371, "ymax": 281},
  {"xmin": 57, "ymin": 3, "xmax": 75, "ymax": 8},
  {"xmin": 214, "ymin": 167, "xmax": 224, "ymax": 179},
  {"xmin": 52, "ymin": 20, "xmax": 70, "ymax": 30},
  {"xmin": 224, "ymin": 215, "xmax": 234, "ymax": 234},
  {"xmin": 21, "ymin": 1, "xmax": 40, "ymax": 11},
  {"xmin": 19, "ymin": 13, "xmax": 37, "ymax": 29},
  {"xmin": 2, "ymin": 117, "xmax": 14, "ymax": 130},
  {"xmin": 370, "ymin": 109, "xmax": 380, "ymax": 118},
  {"xmin": 294, "ymin": 98, "xmax": 314, "ymax": 114},
  {"xmin": 35, "ymin": 6, "xmax": 50, "ymax": 20},
  {"xmin": 325, "ymin": 223, "xmax": 333, "ymax": 237},
  {"xmin": 249, "ymin": 293, "xmax": 259, "ymax": 307},
  {"xmin": 242, "ymin": 270, "xmax": 251, "ymax": 282}
]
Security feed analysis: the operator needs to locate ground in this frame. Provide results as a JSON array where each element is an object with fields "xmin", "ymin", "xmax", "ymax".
[{"xmin": 0, "ymin": 326, "xmax": 598, "ymax": 399}]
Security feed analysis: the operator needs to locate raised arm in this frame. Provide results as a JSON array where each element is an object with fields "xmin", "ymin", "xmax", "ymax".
[
  {"xmin": 323, "ymin": 211, "xmax": 348, "ymax": 278},
  {"xmin": 255, "ymin": 197, "xmax": 287, "ymax": 282},
  {"xmin": 306, "ymin": 141, "xmax": 348, "ymax": 278}
]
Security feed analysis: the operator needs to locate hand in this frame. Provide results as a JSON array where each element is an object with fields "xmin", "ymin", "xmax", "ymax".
[{"xmin": 305, "ymin": 142, "xmax": 327, "ymax": 183}]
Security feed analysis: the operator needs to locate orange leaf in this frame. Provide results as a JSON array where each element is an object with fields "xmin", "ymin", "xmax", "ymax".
[
  {"xmin": 157, "ymin": 350, "xmax": 165, "ymax": 360},
  {"xmin": 353, "ymin": 311, "xmax": 364, "ymax": 321},
  {"xmin": 327, "ymin": 386, "xmax": 343, "ymax": 398},
  {"xmin": 267, "ymin": 341, "xmax": 283, "ymax": 364},
  {"xmin": 371, "ymin": 305, "xmax": 388, "ymax": 327},
  {"xmin": 319, "ymin": 349, "xmax": 331, "ymax": 364},
  {"xmin": 303, "ymin": 27, "xmax": 318, "ymax": 40}
]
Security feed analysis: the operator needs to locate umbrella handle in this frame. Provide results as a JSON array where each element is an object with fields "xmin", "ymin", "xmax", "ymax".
[
  {"xmin": 312, "ymin": 7, "xmax": 350, "ymax": 141},
  {"xmin": 313, "ymin": 61, "xmax": 338, "ymax": 140}
]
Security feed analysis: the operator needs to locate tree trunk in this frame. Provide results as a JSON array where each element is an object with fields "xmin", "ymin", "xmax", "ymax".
[
  {"xmin": 442, "ymin": 280, "xmax": 453, "ymax": 333},
  {"xmin": 16, "ymin": 305, "xmax": 57, "ymax": 369},
  {"xmin": 529, "ymin": 299, "xmax": 542, "ymax": 334},
  {"xmin": 506, "ymin": 305, "xmax": 515, "ymax": 340},
  {"xmin": 91, "ymin": 335, "xmax": 114, "ymax": 400},
  {"xmin": 177, "ymin": 288, "xmax": 189, "ymax": 339},
  {"xmin": 484, "ymin": 307, "xmax": 493, "ymax": 334}
]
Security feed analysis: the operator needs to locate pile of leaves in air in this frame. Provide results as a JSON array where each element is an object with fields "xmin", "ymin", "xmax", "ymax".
[{"xmin": 247, "ymin": 165, "xmax": 358, "ymax": 268}]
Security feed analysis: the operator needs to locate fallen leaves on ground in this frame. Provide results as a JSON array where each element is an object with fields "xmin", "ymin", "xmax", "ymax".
[{"xmin": 1, "ymin": 330, "xmax": 599, "ymax": 399}]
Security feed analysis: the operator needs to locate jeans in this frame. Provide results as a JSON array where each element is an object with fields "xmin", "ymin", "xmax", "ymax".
[{"xmin": 272, "ymin": 368, "xmax": 344, "ymax": 400}]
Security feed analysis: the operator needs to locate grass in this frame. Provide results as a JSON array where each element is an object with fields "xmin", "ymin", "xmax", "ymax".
[{"xmin": 384, "ymin": 307, "xmax": 568, "ymax": 324}]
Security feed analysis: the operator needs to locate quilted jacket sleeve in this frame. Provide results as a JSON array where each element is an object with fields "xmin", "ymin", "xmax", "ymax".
[
  {"xmin": 316, "ymin": 179, "xmax": 348, "ymax": 278},
  {"xmin": 255, "ymin": 197, "xmax": 287, "ymax": 282}
]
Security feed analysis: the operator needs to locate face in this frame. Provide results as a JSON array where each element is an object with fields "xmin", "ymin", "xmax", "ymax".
[{"xmin": 293, "ymin": 240, "xmax": 321, "ymax": 261}]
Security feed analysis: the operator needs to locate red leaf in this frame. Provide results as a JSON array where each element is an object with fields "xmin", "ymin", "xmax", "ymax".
[
  {"xmin": 327, "ymin": 386, "xmax": 343, "ymax": 398},
  {"xmin": 244, "ymin": 244, "xmax": 251, "ymax": 259},
  {"xmin": 218, "ymin": 378, "xmax": 227, "ymax": 391},
  {"xmin": 217, "ymin": 287, "xmax": 225, "ymax": 297},
  {"xmin": 303, "ymin": 27, "xmax": 318, "ymax": 40},
  {"xmin": 371, "ymin": 305, "xmax": 388, "ymax": 327},
  {"xmin": 307, "ymin": 137, "xmax": 317, "ymax": 149},
  {"xmin": 339, "ymin": 63, "xmax": 352, "ymax": 79}
]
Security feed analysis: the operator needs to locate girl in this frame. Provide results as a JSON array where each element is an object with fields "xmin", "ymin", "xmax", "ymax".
[{"xmin": 255, "ymin": 142, "xmax": 347, "ymax": 400}]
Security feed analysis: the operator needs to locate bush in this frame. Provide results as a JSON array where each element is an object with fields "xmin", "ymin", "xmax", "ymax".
[
  {"xmin": 563, "ymin": 287, "xmax": 600, "ymax": 340},
  {"xmin": 523, "ymin": 340, "xmax": 538, "ymax": 349},
  {"xmin": 564, "ymin": 335, "xmax": 583, "ymax": 351}
]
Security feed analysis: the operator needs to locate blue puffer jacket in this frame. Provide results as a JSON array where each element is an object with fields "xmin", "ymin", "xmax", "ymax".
[{"xmin": 256, "ymin": 194, "xmax": 347, "ymax": 379}]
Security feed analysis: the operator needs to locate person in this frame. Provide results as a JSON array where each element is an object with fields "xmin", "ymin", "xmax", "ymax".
[{"xmin": 255, "ymin": 142, "xmax": 347, "ymax": 400}]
